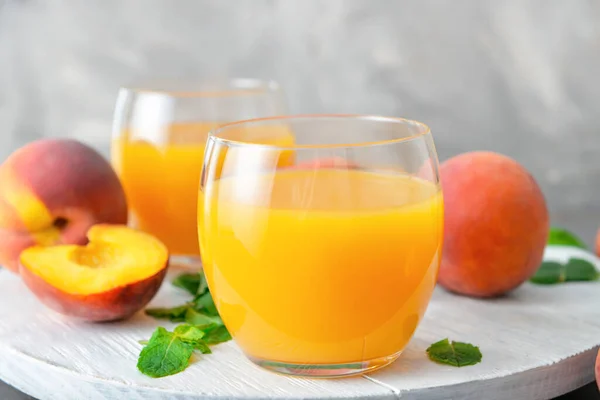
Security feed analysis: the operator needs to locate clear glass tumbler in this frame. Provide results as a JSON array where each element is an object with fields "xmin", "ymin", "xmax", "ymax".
[
  {"xmin": 110, "ymin": 79, "xmax": 289, "ymax": 269},
  {"xmin": 199, "ymin": 115, "xmax": 443, "ymax": 377}
]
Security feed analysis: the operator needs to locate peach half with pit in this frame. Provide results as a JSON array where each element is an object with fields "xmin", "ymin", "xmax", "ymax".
[
  {"xmin": 0, "ymin": 139, "xmax": 128, "ymax": 273},
  {"xmin": 19, "ymin": 224, "xmax": 169, "ymax": 322}
]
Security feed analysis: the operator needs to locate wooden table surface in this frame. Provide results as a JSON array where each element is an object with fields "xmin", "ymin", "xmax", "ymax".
[{"xmin": 1, "ymin": 241, "xmax": 600, "ymax": 399}]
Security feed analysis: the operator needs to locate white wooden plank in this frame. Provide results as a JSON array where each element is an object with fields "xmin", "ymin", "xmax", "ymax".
[{"xmin": 0, "ymin": 246, "xmax": 598, "ymax": 399}]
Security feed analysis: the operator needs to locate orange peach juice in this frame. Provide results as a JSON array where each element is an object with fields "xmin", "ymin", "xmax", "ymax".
[
  {"xmin": 112, "ymin": 123, "xmax": 294, "ymax": 255},
  {"xmin": 199, "ymin": 168, "xmax": 443, "ymax": 364}
]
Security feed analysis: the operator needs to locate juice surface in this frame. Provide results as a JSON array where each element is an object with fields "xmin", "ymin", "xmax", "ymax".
[
  {"xmin": 112, "ymin": 123, "xmax": 294, "ymax": 256},
  {"xmin": 199, "ymin": 169, "xmax": 443, "ymax": 364}
]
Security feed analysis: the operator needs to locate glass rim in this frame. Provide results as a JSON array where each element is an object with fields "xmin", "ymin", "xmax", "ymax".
[
  {"xmin": 118, "ymin": 78, "xmax": 282, "ymax": 98},
  {"xmin": 209, "ymin": 114, "xmax": 431, "ymax": 150}
]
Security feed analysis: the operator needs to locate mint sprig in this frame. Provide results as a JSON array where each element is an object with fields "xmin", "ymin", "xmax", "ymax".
[
  {"xmin": 139, "ymin": 272, "xmax": 232, "ymax": 378},
  {"xmin": 137, "ymin": 325, "xmax": 212, "ymax": 378}
]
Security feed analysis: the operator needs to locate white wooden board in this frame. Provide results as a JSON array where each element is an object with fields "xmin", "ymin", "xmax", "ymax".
[{"xmin": 0, "ymin": 246, "xmax": 599, "ymax": 400}]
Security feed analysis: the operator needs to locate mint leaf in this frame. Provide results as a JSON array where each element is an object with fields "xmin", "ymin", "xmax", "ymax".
[
  {"xmin": 203, "ymin": 325, "xmax": 232, "ymax": 345},
  {"xmin": 172, "ymin": 272, "xmax": 208, "ymax": 296},
  {"xmin": 565, "ymin": 258, "xmax": 598, "ymax": 281},
  {"xmin": 192, "ymin": 340, "xmax": 212, "ymax": 354},
  {"xmin": 137, "ymin": 327, "xmax": 194, "ymax": 378},
  {"xmin": 173, "ymin": 324, "xmax": 212, "ymax": 354},
  {"xmin": 530, "ymin": 258, "xmax": 598, "ymax": 284},
  {"xmin": 548, "ymin": 227, "xmax": 588, "ymax": 250},
  {"xmin": 192, "ymin": 291, "xmax": 219, "ymax": 316},
  {"xmin": 145, "ymin": 305, "xmax": 190, "ymax": 322},
  {"xmin": 185, "ymin": 308, "xmax": 223, "ymax": 326},
  {"xmin": 530, "ymin": 261, "xmax": 564, "ymax": 284},
  {"xmin": 174, "ymin": 324, "xmax": 205, "ymax": 342},
  {"xmin": 147, "ymin": 273, "xmax": 220, "ymax": 323},
  {"xmin": 426, "ymin": 338, "xmax": 482, "ymax": 367},
  {"xmin": 137, "ymin": 325, "xmax": 217, "ymax": 377}
]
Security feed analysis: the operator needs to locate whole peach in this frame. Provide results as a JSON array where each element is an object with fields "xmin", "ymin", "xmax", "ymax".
[
  {"xmin": 438, "ymin": 151, "xmax": 549, "ymax": 297},
  {"xmin": 0, "ymin": 139, "xmax": 128, "ymax": 272}
]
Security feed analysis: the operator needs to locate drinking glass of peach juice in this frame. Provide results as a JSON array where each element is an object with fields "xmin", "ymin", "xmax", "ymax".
[
  {"xmin": 110, "ymin": 80, "xmax": 292, "ymax": 268},
  {"xmin": 199, "ymin": 115, "xmax": 444, "ymax": 377}
]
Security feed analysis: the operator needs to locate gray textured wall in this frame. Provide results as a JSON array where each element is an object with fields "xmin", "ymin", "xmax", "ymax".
[{"xmin": 1, "ymin": 0, "xmax": 599, "ymax": 238}]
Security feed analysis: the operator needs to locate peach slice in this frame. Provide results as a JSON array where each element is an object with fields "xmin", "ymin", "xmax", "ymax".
[{"xmin": 19, "ymin": 224, "xmax": 168, "ymax": 322}]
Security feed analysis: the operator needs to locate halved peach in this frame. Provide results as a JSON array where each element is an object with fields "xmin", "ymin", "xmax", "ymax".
[{"xmin": 19, "ymin": 224, "xmax": 168, "ymax": 322}]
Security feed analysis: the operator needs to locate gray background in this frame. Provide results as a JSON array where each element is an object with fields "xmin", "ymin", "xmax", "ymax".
[
  {"xmin": 2, "ymin": 1, "xmax": 600, "ymax": 230},
  {"xmin": 0, "ymin": 0, "xmax": 599, "ymax": 398}
]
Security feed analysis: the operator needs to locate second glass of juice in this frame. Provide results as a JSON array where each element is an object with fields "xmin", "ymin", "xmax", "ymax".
[
  {"xmin": 111, "ymin": 79, "xmax": 292, "ymax": 267},
  {"xmin": 199, "ymin": 115, "xmax": 444, "ymax": 377}
]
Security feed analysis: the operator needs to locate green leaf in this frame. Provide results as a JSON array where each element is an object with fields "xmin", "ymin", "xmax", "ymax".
[
  {"xmin": 139, "ymin": 270, "xmax": 232, "ymax": 378},
  {"xmin": 146, "ymin": 273, "xmax": 219, "ymax": 323},
  {"xmin": 530, "ymin": 261, "xmax": 564, "ymax": 284},
  {"xmin": 137, "ymin": 324, "xmax": 222, "ymax": 378},
  {"xmin": 192, "ymin": 291, "xmax": 220, "ymax": 316},
  {"xmin": 145, "ymin": 305, "xmax": 190, "ymax": 322},
  {"xmin": 137, "ymin": 327, "xmax": 195, "ymax": 378},
  {"xmin": 185, "ymin": 308, "xmax": 223, "ymax": 326},
  {"xmin": 174, "ymin": 324, "xmax": 205, "ymax": 342},
  {"xmin": 193, "ymin": 340, "xmax": 212, "ymax": 354},
  {"xmin": 203, "ymin": 325, "xmax": 232, "ymax": 345},
  {"xmin": 426, "ymin": 338, "xmax": 482, "ymax": 367},
  {"xmin": 173, "ymin": 324, "xmax": 212, "ymax": 354},
  {"xmin": 548, "ymin": 227, "xmax": 588, "ymax": 250},
  {"xmin": 565, "ymin": 258, "xmax": 598, "ymax": 281},
  {"xmin": 172, "ymin": 272, "xmax": 208, "ymax": 296},
  {"xmin": 530, "ymin": 258, "xmax": 598, "ymax": 285}
]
